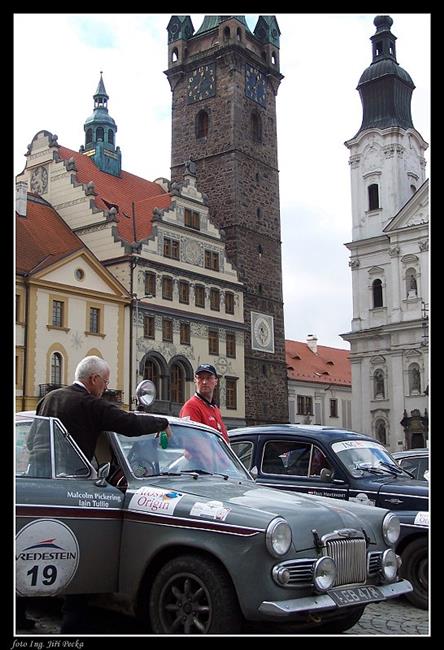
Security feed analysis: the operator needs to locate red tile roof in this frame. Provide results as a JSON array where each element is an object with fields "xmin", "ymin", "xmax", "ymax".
[
  {"xmin": 285, "ymin": 339, "xmax": 351, "ymax": 387},
  {"xmin": 58, "ymin": 146, "xmax": 171, "ymax": 244},
  {"xmin": 16, "ymin": 194, "xmax": 83, "ymax": 274}
]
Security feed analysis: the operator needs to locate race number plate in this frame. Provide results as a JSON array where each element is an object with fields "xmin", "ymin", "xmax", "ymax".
[{"xmin": 329, "ymin": 585, "xmax": 384, "ymax": 607}]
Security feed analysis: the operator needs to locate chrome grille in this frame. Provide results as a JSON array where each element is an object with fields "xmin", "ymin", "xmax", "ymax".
[
  {"xmin": 323, "ymin": 534, "xmax": 367, "ymax": 585},
  {"xmin": 278, "ymin": 559, "xmax": 314, "ymax": 585},
  {"xmin": 368, "ymin": 551, "xmax": 383, "ymax": 575}
]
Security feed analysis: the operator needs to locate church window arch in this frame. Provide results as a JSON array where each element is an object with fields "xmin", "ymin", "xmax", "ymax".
[
  {"xmin": 50, "ymin": 352, "xmax": 63, "ymax": 385},
  {"xmin": 108, "ymin": 129, "xmax": 114, "ymax": 145},
  {"xmin": 368, "ymin": 183, "xmax": 379, "ymax": 210},
  {"xmin": 196, "ymin": 110, "xmax": 209, "ymax": 139},
  {"xmin": 372, "ymin": 278, "xmax": 383, "ymax": 308},
  {"xmin": 96, "ymin": 127, "xmax": 104, "ymax": 142},
  {"xmin": 171, "ymin": 48, "xmax": 178, "ymax": 63},
  {"xmin": 86, "ymin": 128, "xmax": 93, "ymax": 145}
]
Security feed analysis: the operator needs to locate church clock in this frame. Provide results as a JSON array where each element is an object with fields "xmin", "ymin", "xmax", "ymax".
[
  {"xmin": 187, "ymin": 64, "xmax": 215, "ymax": 104},
  {"xmin": 245, "ymin": 65, "xmax": 266, "ymax": 107}
]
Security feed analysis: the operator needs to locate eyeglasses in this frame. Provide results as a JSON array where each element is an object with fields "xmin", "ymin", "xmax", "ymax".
[{"xmin": 95, "ymin": 374, "xmax": 109, "ymax": 387}]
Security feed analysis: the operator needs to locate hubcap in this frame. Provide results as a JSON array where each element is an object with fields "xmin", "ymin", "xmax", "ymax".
[{"xmin": 159, "ymin": 573, "xmax": 211, "ymax": 633}]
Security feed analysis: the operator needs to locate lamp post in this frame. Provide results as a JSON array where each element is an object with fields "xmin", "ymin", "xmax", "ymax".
[{"xmin": 132, "ymin": 293, "xmax": 153, "ymax": 406}]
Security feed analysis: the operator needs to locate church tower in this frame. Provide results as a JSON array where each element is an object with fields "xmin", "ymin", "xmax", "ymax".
[
  {"xmin": 165, "ymin": 15, "xmax": 288, "ymax": 425},
  {"xmin": 81, "ymin": 72, "xmax": 122, "ymax": 176},
  {"xmin": 342, "ymin": 16, "xmax": 429, "ymax": 450}
]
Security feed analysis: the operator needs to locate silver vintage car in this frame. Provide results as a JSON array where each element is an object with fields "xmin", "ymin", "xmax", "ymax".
[{"xmin": 15, "ymin": 387, "xmax": 412, "ymax": 634}]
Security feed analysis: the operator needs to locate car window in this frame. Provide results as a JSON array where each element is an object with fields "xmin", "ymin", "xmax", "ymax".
[
  {"xmin": 16, "ymin": 421, "xmax": 34, "ymax": 476},
  {"xmin": 21, "ymin": 418, "xmax": 52, "ymax": 478},
  {"xmin": 262, "ymin": 441, "xmax": 312, "ymax": 476},
  {"xmin": 53, "ymin": 421, "xmax": 91, "ymax": 478},
  {"xmin": 309, "ymin": 446, "xmax": 332, "ymax": 477},
  {"xmin": 230, "ymin": 441, "xmax": 254, "ymax": 470}
]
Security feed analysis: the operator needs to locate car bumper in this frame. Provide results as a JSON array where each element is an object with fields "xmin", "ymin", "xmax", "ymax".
[{"xmin": 258, "ymin": 579, "xmax": 412, "ymax": 617}]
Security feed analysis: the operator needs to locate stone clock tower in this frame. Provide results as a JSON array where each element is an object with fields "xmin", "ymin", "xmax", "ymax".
[{"xmin": 165, "ymin": 15, "xmax": 288, "ymax": 424}]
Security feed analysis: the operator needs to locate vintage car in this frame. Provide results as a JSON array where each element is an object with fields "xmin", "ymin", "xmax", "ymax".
[
  {"xmin": 228, "ymin": 424, "xmax": 428, "ymax": 611},
  {"xmin": 392, "ymin": 449, "xmax": 429, "ymax": 482},
  {"xmin": 16, "ymin": 385, "xmax": 412, "ymax": 635}
]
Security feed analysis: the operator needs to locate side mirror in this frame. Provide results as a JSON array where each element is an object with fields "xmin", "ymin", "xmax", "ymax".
[
  {"xmin": 95, "ymin": 462, "xmax": 111, "ymax": 487},
  {"xmin": 319, "ymin": 467, "xmax": 333, "ymax": 482},
  {"xmin": 135, "ymin": 380, "xmax": 157, "ymax": 410}
]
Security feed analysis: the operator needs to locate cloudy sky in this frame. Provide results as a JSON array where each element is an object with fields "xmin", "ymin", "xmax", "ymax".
[{"xmin": 13, "ymin": 14, "xmax": 430, "ymax": 349}]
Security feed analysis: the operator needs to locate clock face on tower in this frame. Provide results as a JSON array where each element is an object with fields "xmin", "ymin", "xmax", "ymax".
[
  {"xmin": 187, "ymin": 64, "xmax": 216, "ymax": 104},
  {"xmin": 245, "ymin": 65, "xmax": 266, "ymax": 107},
  {"xmin": 251, "ymin": 312, "xmax": 274, "ymax": 353},
  {"xmin": 30, "ymin": 165, "xmax": 48, "ymax": 194}
]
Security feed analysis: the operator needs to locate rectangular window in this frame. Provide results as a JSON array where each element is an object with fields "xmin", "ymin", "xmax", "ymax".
[
  {"xmin": 162, "ymin": 318, "xmax": 173, "ymax": 342},
  {"xmin": 225, "ymin": 291, "xmax": 234, "ymax": 314},
  {"xmin": 52, "ymin": 300, "xmax": 64, "ymax": 327},
  {"xmin": 162, "ymin": 276, "xmax": 173, "ymax": 300},
  {"xmin": 208, "ymin": 329, "xmax": 219, "ymax": 355},
  {"xmin": 89, "ymin": 307, "xmax": 100, "ymax": 333},
  {"xmin": 297, "ymin": 395, "xmax": 313, "ymax": 416},
  {"xmin": 184, "ymin": 208, "xmax": 200, "ymax": 230},
  {"xmin": 163, "ymin": 237, "xmax": 180, "ymax": 260},
  {"xmin": 226, "ymin": 332, "xmax": 236, "ymax": 358},
  {"xmin": 195, "ymin": 285, "xmax": 205, "ymax": 308},
  {"xmin": 16, "ymin": 294, "xmax": 21, "ymax": 322},
  {"xmin": 226, "ymin": 378, "xmax": 237, "ymax": 410},
  {"xmin": 145, "ymin": 272, "xmax": 156, "ymax": 297},
  {"xmin": 179, "ymin": 280, "xmax": 190, "ymax": 304},
  {"xmin": 144, "ymin": 315, "xmax": 155, "ymax": 339},
  {"xmin": 205, "ymin": 250, "xmax": 219, "ymax": 271},
  {"xmin": 210, "ymin": 288, "xmax": 220, "ymax": 311},
  {"xmin": 330, "ymin": 398, "xmax": 338, "ymax": 418},
  {"xmin": 180, "ymin": 322, "xmax": 190, "ymax": 345}
]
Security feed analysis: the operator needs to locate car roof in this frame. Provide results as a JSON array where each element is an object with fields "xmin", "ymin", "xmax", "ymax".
[
  {"xmin": 228, "ymin": 423, "xmax": 376, "ymax": 445},
  {"xmin": 392, "ymin": 449, "xmax": 428, "ymax": 458}
]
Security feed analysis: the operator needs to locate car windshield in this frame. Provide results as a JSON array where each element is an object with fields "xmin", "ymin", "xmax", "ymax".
[
  {"xmin": 332, "ymin": 439, "xmax": 404, "ymax": 478},
  {"xmin": 116, "ymin": 424, "xmax": 250, "ymax": 480}
]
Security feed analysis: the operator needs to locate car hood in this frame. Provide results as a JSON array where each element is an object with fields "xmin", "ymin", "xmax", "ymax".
[
  {"xmin": 374, "ymin": 478, "xmax": 428, "ymax": 510},
  {"xmin": 127, "ymin": 476, "xmax": 382, "ymax": 548}
]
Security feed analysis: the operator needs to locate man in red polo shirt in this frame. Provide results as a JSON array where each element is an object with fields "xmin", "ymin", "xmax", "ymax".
[{"xmin": 179, "ymin": 364, "xmax": 230, "ymax": 444}]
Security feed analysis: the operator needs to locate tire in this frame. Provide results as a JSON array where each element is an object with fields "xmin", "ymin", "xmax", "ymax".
[
  {"xmin": 149, "ymin": 554, "xmax": 242, "ymax": 634},
  {"xmin": 400, "ymin": 538, "xmax": 428, "ymax": 609},
  {"xmin": 316, "ymin": 605, "xmax": 365, "ymax": 634}
]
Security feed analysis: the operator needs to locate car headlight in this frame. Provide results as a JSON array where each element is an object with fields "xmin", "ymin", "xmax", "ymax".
[
  {"xmin": 313, "ymin": 556, "xmax": 337, "ymax": 591},
  {"xmin": 381, "ymin": 549, "xmax": 398, "ymax": 582},
  {"xmin": 265, "ymin": 517, "xmax": 292, "ymax": 557},
  {"xmin": 382, "ymin": 512, "xmax": 400, "ymax": 545}
]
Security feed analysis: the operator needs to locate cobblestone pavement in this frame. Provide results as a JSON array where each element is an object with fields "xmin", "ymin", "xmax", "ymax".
[{"xmin": 15, "ymin": 595, "xmax": 429, "ymax": 637}]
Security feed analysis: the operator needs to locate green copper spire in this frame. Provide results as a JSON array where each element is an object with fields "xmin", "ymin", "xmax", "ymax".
[{"xmin": 194, "ymin": 16, "xmax": 252, "ymax": 36}]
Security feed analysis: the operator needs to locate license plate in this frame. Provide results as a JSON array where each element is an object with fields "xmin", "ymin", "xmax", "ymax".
[{"xmin": 329, "ymin": 585, "xmax": 384, "ymax": 607}]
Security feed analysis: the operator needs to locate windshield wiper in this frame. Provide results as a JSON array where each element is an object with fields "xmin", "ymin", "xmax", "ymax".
[
  {"xmin": 378, "ymin": 461, "xmax": 404, "ymax": 476},
  {"xmin": 181, "ymin": 469, "xmax": 229, "ymax": 480}
]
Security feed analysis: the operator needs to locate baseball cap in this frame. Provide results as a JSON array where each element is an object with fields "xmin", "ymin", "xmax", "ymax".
[{"xmin": 195, "ymin": 363, "xmax": 218, "ymax": 377}]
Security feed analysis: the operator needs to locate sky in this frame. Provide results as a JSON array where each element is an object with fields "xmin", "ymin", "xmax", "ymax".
[{"xmin": 13, "ymin": 13, "xmax": 430, "ymax": 349}]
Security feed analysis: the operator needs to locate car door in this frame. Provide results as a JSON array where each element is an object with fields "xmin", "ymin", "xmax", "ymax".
[
  {"xmin": 16, "ymin": 416, "xmax": 125, "ymax": 598},
  {"xmin": 255, "ymin": 436, "xmax": 350, "ymax": 501}
]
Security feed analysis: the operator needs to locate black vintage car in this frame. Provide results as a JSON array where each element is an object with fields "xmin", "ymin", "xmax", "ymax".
[{"xmin": 229, "ymin": 425, "xmax": 428, "ymax": 610}]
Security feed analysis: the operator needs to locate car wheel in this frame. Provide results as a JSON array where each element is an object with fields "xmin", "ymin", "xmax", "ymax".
[
  {"xmin": 400, "ymin": 538, "xmax": 428, "ymax": 609},
  {"xmin": 315, "ymin": 605, "xmax": 365, "ymax": 633},
  {"xmin": 149, "ymin": 555, "xmax": 241, "ymax": 634}
]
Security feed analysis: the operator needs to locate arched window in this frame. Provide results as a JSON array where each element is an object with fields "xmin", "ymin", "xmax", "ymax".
[
  {"xmin": 196, "ymin": 110, "xmax": 209, "ymax": 139},
  {"xmin": 368, "ymin": 184, "xmax": 379, "ymax": 211},
  {"xmin": 375, "ymin": 419, "xmax": 387, "ymax": 445},
  {"xmin": 410, "ymin": 184, "xmax": 416, "ymax": 195},
  {"xmin": 171, "ymin": 48, "xmax": 178, "ymax": 63},
  {"xmin": 236, "ymin": 28, "xmax": 242, "ymax": 41},
  {"xmin": 170, "ymin": 363, "xmax": 185, "ymax": 403},
  {"xmin": 372, "ymin": 278, "xmax": 383, "ymax": 308},
  {"xmin": 86, "ymin": 128, "xmax": 93, "ymax": 145},
  {"xmin": 374, "ymin": 369, "xmax": 385, "ymax": 399},
  {"xmin": 108, "ymin": 129, "xmax": 114, "ymax": 145},
  {"xmin": 144, "ymin": 359, "xmax": 160, "ymax": 396},
  {"xmin": 409, "ymin": 363, "xmax": 421, "ymax": 395},
  {"xmin": 223, "ymin": 27, "xmax": 230, "ymax": 41},
  {"xmin": 50, "ymin": 352, "xmax": 62, "ymax": 385},
  {"xmin": 251, "ymin": 112, "xmax": 262, "ymax": 142},
  {"xmin": 406, "ymin": 268, "xmax": 418, "ymax": 297},
  {"xmin": 96, "ymin": 127, "xmax": 104, "ymax": 142}
]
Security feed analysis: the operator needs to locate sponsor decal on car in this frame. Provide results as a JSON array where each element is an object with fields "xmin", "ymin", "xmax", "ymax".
[
  {"xmin": 414, "ymin": 511, "xmax": 429, "ymax": 527},
  {"xmin": 350, "ymin": 492, "xmax": 375, "ymax": 506},
  {"xmin": 332, "ymin": 440, "xmax": 384, "ymax": 452},
  {"xmin": 190, "ymin": 500, "xmax": 231, "ymax": 521},
  {"xmin": 16, "ymin": 519, "xmax": 79, "ymax": 596},
  {"xmin": 128, "ymin": 487, "xmax": 184, "ymax": 514}
]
